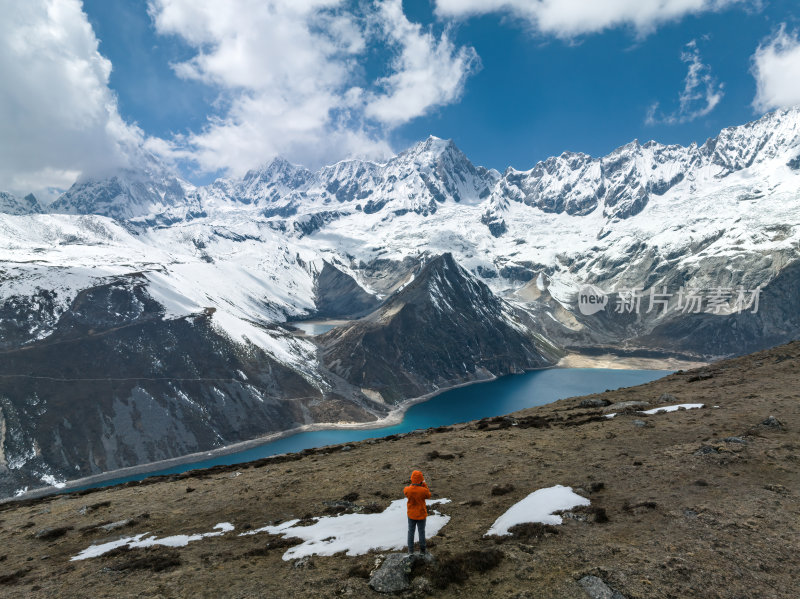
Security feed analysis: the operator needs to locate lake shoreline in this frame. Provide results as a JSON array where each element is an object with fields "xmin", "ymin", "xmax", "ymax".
[
  {"xmin": 8, "ymin": 373, "xmax": 505, "ymax": 501},
  {"xmin": 8, "ymin": 356, "xmax": 681, "ymax": 502}
]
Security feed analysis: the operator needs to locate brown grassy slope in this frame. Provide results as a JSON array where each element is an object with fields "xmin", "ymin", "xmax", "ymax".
[{"xmin": 0, "ymin": 341, "xmax": 798, "ymax": 599}]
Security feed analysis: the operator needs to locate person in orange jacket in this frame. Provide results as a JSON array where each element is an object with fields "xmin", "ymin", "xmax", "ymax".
[{"xmin": 404, "ymin": 469, "xmax": 431, "ymax": 554}]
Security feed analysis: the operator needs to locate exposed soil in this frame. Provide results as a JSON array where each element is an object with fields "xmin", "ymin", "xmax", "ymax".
[
  {"xmin": 556, "ymin": 353, "xmax": 707, "ymax": 371},
  {"xmin": 0, "ymin": 341, "xmax": 798, "ymax": 598}
]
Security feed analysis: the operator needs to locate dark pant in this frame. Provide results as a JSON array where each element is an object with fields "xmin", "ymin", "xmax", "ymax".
[{"xmin": 408, "ymin": 517, "xmax": 426, "ymax": 554}]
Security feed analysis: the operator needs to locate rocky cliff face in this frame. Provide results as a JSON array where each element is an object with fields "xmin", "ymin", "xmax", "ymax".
[
  {"xmin": 312, "ymin": 262, "xmax": 380, "ymax": 319},
  {"xmin": 0, "ymin": 278, "xmax": 381, "ymax": 498}
]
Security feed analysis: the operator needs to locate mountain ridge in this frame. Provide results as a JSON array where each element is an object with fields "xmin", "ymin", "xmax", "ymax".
[{"xmin": 6, "ymin": 108, "xmax": 797, "ymax": 223}]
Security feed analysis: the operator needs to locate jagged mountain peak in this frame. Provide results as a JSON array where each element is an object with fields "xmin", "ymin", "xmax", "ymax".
[
  {"xmin": 394, "ymin": 135, "xmax": 467, "ymax": 167},
  {"xmin": 47, "ymin": 152, "xmax": 197, "ymax": 221},
  {"xmin": 243, "ymin": 156, "xmax": 312, "ymax": 181},
  {"xmin": 701, "ymin": 106, "xmax": 800, "ymax": 172},
  {"xmin": 0, "ymin": 191, "xmax": 43, "ymax": 215},
  {"xmin": 386, "ymin": 252, "xmax": 496, "ymax": 314},
  {"xmin": 319, "ymin": 252, "xmax": 554, "ymax": 401},
  {"xmin": 494, "ymin": 107, "xmax": 800, "ymax": 224},
  {"xmin": 226, "ymin": 157, "xmax": 315, "ymax": 204}
]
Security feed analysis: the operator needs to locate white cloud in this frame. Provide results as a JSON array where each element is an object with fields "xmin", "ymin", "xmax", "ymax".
[
  {"xmin": 148, "ymin": 0, "xmax": 477, "ymax": 175},
  {"xmin": 751, "ymin": 25, "xmax": 800, "ymax": 112},
  {"xmin": 364, "ymin": 0, "xmax": 480, "ymax": 126},
  {"xmin": 646, "ymin": 40, "xmax": 724, "ymax": 125},
  {"xmin": 434, "ymin": 0, "xmax": 746, "ymax": 38},
  {"xmin": 0, "ymin": 0, "xmax": 479, "ymax": 196},
  {"xmin": 0, "ymin": 0, "xmax": 146, "ymax": 200}
]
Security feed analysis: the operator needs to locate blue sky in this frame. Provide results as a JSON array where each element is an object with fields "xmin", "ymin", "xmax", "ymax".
[{"xmin": 2, "ymin": 0, "xmax": 800, "ymax": 198}]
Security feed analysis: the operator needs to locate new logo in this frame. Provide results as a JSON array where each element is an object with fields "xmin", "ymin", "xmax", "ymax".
[{"xmin": 578, "ymin": 284, "xmax": 608, "ymax": 315}]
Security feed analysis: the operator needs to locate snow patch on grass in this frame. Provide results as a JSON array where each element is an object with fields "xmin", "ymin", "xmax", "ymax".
[
  {"xmin": 639, "ymin": 403, "xmax": 704, "ymax": 415},
  {"xmin": 71, "ymin": 523, "xmax": 234, "ymax": 561},
  {"xmin": 606, "ymin": 403, "xmax": 704, "ymax": 418},
  {"xmin": 485, "ymin": 485, "xmax": 589, "ymax": 536},
  {"xmin": 240, "ymin": 499, "xmax": 451, "ymax": 560}
]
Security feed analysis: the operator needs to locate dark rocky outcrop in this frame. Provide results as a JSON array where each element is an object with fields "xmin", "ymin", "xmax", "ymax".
[
  {"xmin": 312, "ymin": 262, "xmax": 379, "ymax": 319},
  {"xmin": 635, "ymin": 260, "xmax": 800, "ymax": 358},
  {"xmin": 526, "ymin": 258, "xmax": 800, "ymax": 361}
]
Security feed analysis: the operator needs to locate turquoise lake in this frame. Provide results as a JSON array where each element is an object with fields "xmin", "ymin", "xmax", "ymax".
[{"xmin": 74, "ymin": 367, "xmax": 667, "ymax": 491}]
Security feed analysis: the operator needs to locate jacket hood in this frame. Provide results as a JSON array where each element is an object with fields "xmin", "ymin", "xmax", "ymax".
[{"xmin": 411, "ymin": 470, "xmax": 424, "ymax": 484}]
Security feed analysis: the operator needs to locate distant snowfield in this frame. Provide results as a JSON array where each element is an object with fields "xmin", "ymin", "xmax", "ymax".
[
  {"xmin": 241, "ymin": 498, "xmax": 451, "ymax": 560},
  {"xmin": 485, "ymin": 485, "xmax": 590, "ymax": 535}
]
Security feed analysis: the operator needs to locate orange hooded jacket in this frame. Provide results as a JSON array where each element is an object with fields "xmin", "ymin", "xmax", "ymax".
[{"xmin": 403, "ymin": 470, "xmax": 431, "ymax": 520}]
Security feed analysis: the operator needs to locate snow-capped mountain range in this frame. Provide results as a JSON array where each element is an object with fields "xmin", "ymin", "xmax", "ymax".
[
  {"xmin": 6, "ymin": 108, "xmax": 798, "ymax": 349},
  {"xmin": 1, "ymin": 108, "xmax": 799, "ymax": 496}
]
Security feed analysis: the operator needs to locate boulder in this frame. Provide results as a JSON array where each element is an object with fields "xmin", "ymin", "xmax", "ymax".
[
  {"xmin": 694, "ymin": 445, "xmax": 719, "ymax": 456},
  {"xmin": 33, "ymin": 526, "xmax": 72, "ymax": 541},
  {"xmin": 657, "ymin": 393, "xmax": 678, "ymax": 404},
  {"xmin": 369, "ymin": 553, "xmax": 432, "ymax": 593},
  {"xmin": 99, "ymin": 519, "xmax": 132, "ymax": 532},
  {"xmin": 580, "ymin": 398, "xmax": 611, "ymax": 408},
  {"xmin": 578, "ymin": 575, "xmax": 627, "ymax": 599},
  {"xmin": 760, "ymin": 416, "xmax": 784, "ymax": 429},
  {"xmin": 723, "ymin": 436, "xmax": 747, "ymax": 444}
]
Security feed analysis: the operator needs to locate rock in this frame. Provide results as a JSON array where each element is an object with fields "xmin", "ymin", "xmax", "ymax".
[
  {"xmin": 632, "ymin": 419, "xmax": 648, "ymax": 427},
  {"xmin": 657, "ymin": 393, "xmax": 678, "ymax": 404},
  {"xmin": 77, "ymin": 500, "xmax": 111, "ymax": 516},
  {"xmin": 369, "ymin": 553, "xmax": 418, "ymax": 593},
  {"xmin": 341, "ymin": 445, "xmax": 353, "ymax": 452},
  {"xmin": 580, "ymin": 399, "xmax": 611, "ymax": 408},
  {"xmin": 687, "ymin": 372, "xmax": 714, "ymax": 382},
  {"xmin": 760, "ymin": 416, "xmax": 784, "ymax": 429},
  {"xmin": 578, "ymin": 575, "xmax": 627, "ymax": 598},
  {"xmin": 561, "ymin": 511, "xmax": 589, "ymax": 522},
  {"xmin": 98, "ymin": 519, "xmax": 132, "ymax": 532},
  {"xmin": 293, "ymin": 556, "xmax": 314, "ymax": 569},
  {"xmin": 764, "ymin": 483, "xmax": 789, "ymax": 495},
  {"xmin": 491, "ymin": 483, "xmax": 515, "ymax": 496},
  {"xmin": 694, "ymin": 445, "xmax": 719, "ymax": 456},
  {"xmin": 723, "ymin": 436, "xmax": 747, "ymax": 444},
  {"xmin": 33, "ymin": 526, "xmax": 72, "ymax": 541},
  {"xmin": 410, "ymin": 575, "xmax": 433, "ymax": 595},
  {"xmin": 602, "ymin": 401, "xmax": 649, "ymax": 413}
]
